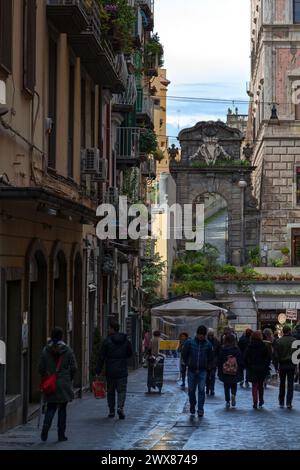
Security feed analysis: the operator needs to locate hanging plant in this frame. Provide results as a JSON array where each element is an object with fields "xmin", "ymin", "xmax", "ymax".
[
  {"xmin": 140, "ymin": 129, "xmax": 158, "ymax": 154},
  {"xmin": 98, "ymin": 1, "xmax": 136, "ymax": 53}
]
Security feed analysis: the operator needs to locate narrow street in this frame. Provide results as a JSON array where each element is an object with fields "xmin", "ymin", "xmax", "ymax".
[{"xmin": 1, "ymin": 368, "xmax": 300, "ymax": 451}]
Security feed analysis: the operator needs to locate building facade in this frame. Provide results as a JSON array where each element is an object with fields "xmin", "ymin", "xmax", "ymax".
[
  {"xmin": 0, "ymin": 0, "xmax": 162, "ymax": 431},
  {"xmin": 247, "ymin": 0, "xmax": 300, "ymax": 266}
]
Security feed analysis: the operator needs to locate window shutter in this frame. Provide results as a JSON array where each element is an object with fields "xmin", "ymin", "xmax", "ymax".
[
  {"xmin": 0, "ymin": 0, "xmax": 13, "ymax": 74},
  {"xmin": 23, "ymin": 0, "xmax": 37, "ymax": 95}
]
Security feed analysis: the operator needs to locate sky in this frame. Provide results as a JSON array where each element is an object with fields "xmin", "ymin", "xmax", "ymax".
[{"xmin": 154, "ymin": 0, "xmax": 251, "ymax": 144}]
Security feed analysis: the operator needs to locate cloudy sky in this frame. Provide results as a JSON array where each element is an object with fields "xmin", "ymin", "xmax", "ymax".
[{"xmin": 155, "ymin": 0, "xmax": 251, "ymax": 143}]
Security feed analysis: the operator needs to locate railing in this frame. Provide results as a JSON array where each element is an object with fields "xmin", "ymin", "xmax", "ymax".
[
  {"xmin": 47, "ymin": 0, "xmax": 87, "ymax": 6},
  {"xmin": 136, "ymin": 89, "xmax": 154, "ymax": 121},
  {"xmin": 112, "ymin": 74, "xmax": 137, "ymax": 107},
  {"xmin": 116, "ymin": 127, "xmax": 141, "ymax": 160},
  {"xmin": 114, "ymin": 54, "xmax": 129, "ymax": 89}
]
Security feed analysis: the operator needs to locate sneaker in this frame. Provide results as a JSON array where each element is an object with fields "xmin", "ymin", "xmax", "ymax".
[
  {"xmin": 117, "ymin": 409, "xmax": 125, "ymax": 420},
  {"xmin": 108, "ymin": 411, "xmax": 115, "ymax": 418},
  {"xmin": 41, "ymin": 426, "xmax": 49, "ymax": 442},
  {"xmin": 253, "ymin": 403, "xmax": 258, "ymax": 409},
  {"xmin": 210, "ymin": 391, "xmax": 215, "ymax": 397},
  {"xmin": 231, "ymin": 395, "xmax": 236, "ymax": 407},
  {"xmin": 226, "ymin": 402, "xmax": 230, "ymax": 410},
  {"xmin": 198, "ymin": 409, "xmax": 204, "ymax": 417},
  {"xmin": 58, "ymin": 435, "xmax": 68, "ymax": 442},
  {"xmin": 190, "ymin": 406, "xmax": 196, "ymax": 415},
  {"xmin": 279, "ymin": 403, "xmax": 284, "ymax": 409}
]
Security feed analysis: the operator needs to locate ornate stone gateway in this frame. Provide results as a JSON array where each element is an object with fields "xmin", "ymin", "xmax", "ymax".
[{"xmin": 170, "ymin": 121, "xmax": 259, "ymax": 266}]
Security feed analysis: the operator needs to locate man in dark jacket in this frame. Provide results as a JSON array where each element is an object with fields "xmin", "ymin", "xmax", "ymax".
[
  {"xmin": 293, "ymin": 324, "xmax": 300, "ymax": 384},
  {"xmin": 275, "ymin": 325, "xmax": 297, "ymax": 409},
  {"xmin": 182, "ymin": 325, "xmax": 213, "ymax": 417},
  {"xmin": 39, "ymin": 327, "xmax": 78, "ymax": 443},
  {"xmin": 96, "ymin": 322, "xmax": 133, "ymax": 419},
  {"xmin": 238, "ymin": 328, "xmax": 253, "ymax": 388},
  {"xmin": 206, "ymin": 328, "xmax": 220, "ymax": 396}
]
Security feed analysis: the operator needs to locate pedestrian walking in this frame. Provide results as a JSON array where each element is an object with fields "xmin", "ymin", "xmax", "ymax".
[
  {"xmin": 39, "ymin": 327, "xmax": 78, "ymax": 442},
  {"xmin": 147, "ymin": 331, "xmax": 164, "ymax": 394},
  {"xmin": 218, "ymin": 334, "xmax": 243, "ymax": 409},
  {"xmin": 182, "ymin": 325, "xmax": 213, "ymax": 417},
  {"xmin": 206, "ymin": 328, "xmax": 220, "ymax": 396},
  {"xmin": 263, "ymin": 328, "xmax": 275, "ymax": 387},
  {"xmin": 238, "ymin": 328, "xmax": 253, "ymax": 388},
  {"xmin": 244, "ymin": 331, "xmax": 271, "ymax": 409},
  {"xmin": 178, "ymin": 332, "xmax": 189, "ymax": 389},
  {"xmin": 293, "ymin": 324, "xmax": 300, "ymax": 385},
  {"xmin": 274, "ymin": 325, "xmax": 297, "ymax": 409},
  {"xmin": 96, "ymin": 322, "xmax": 133, "ymax": 419}
]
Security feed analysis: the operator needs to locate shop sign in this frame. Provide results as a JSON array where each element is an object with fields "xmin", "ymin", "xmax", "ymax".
[{"xmin": 286, "ymin": 309, "xmax": 298, "ymax": 321}]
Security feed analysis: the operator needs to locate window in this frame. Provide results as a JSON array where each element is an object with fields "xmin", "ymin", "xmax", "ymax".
[
  {"xmin": 294, "ymin": 0, "xmax": 300, "ymax": 23},
  {"xmin": 48, "ymin": 38, "xmax": 57, "ymax": 168},
  {"xmin": 23, "ymin": 0, "xmax": 37, "ymax": 95},
  {"xmin": 0, "ymin": 0, "xmax": 13, "ymax": 74},
  {"xmin": 297, "ymin": 167, "xmax": 300, "ymax": 205}
]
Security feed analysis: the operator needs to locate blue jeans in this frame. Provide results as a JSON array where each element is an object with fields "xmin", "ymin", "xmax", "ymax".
[{"xmin": 188, "ymin": 370, "xmax": 207, "ymax": 412}]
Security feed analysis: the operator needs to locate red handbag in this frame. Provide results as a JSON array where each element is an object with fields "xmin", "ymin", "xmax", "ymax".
[
  {"xmin": 40, "ymin": 355, "xmax": 63, "ymax": 395},
  {"xmin": 92, "ymin": 380, "xmax": 106, "ymax": 399}
]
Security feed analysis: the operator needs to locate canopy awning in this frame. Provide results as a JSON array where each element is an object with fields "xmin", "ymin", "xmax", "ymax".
[{"xmin": 151, "ymin": 297, "xmax": 227, "ymax": 317}]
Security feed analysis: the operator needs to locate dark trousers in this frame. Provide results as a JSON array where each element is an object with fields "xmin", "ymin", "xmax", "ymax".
[
  {"xmin": 181, "ymin": 363, "xmax": 187, "ymax": 385},
  {"xmin": 206, "ymin": 368, "xmax": 216, "ymax": 393},
  {"xmin": 279, "ymin": 366, "xmax": 296, "ymax": 406},
  {"xmin": 252, "ymin": 381, "xmax": 264, "ymax": 404},
  {"xmin": 107, "ymin": 377, "xmax": 127, "ymax": 412},
  {"xmin": 240, "ymin": 367, "xmax": 250, "ymax": 384},
  {"xmin": 43, "ymin": 403, "xmax": 67, "ymax": 437},
  {"xmin": 224, "ymin": 383, "xmax": 237, "ymax": 402}
]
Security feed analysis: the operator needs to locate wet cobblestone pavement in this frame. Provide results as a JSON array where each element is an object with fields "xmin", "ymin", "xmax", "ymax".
[{"xmin": 0, "ymin": 368, "xmax": 300, "ymax": 450}]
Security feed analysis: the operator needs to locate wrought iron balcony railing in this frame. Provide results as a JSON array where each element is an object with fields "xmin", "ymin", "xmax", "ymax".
[
  {"xmin": 136, "ymin": 90, "xmax": 154, "ymax": 124},
  {"xmin": 112, "ymin": 75, "xmax": 137, "ymax": 110},
  {"xmin": 116, "ymin": 127, "xmax": 141, "ymax": 162},
  {"xmin": 47, "ymin": 0, "xmax": 89, "ymax": 34}
]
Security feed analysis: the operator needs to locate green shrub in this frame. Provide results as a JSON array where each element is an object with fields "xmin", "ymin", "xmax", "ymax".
[{"xmin": 220, "ymin": 264, "xmax": 237, "ymax": 274}]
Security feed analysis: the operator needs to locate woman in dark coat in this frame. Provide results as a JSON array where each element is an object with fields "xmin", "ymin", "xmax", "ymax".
[
  {"xmin": 39, "ymin": 327, "xmax": 78, "ymax": 442},
  {"xmin": 218, "ymin": 334, "xmax": 243, "ymax": 409},
  {"xmin": 244, "ymin": 330, "xmax": 271, "ymax": 409}
]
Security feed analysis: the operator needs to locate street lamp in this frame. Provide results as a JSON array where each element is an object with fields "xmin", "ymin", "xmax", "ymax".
[{"xmin": 238, "ymin": 178, "xmax": 247, "ymax": 266}]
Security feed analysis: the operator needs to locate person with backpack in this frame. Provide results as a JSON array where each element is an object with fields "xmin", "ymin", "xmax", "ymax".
[
  {"xmin": 218, "ymin": 334, "xmax": 243, "ymax": 409},
  {"xmin": 96, "ymin": 322, "xmax": 133, "ymax": 419},
  {"xmin": 182, "ymin": 325, "xmax": 213, "ymax": 417},
  {"xmin": 244, "ymin": 330, "xmax": 271, "ymax": 409},
  {"xmin": 39, "ymin": 327, "xmax": 78, "ymax": 442}
]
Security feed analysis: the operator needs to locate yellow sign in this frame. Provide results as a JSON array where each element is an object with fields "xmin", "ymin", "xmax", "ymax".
[
  {"xmin": 234, "ymin": 325, "xmax": 251, "ymax": 333},
  {"xmin": 159, "ymin": 340, "xmax": 179, "ymax": 351}
]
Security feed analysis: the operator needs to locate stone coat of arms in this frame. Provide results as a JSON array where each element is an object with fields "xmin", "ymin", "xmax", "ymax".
[{"xmin": 189, "ymin": 137, "xmax": 232, "ymax": 166}]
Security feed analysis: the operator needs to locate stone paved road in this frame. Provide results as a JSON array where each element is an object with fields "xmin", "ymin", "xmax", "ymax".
[{"xmin": 1, "ymin": 368, "xmax": 300, "ymax": 450}]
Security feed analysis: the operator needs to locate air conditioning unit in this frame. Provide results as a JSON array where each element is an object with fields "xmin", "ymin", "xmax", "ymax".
[
  {"xmin": 81, "ymin": 148, "xmax": 100, "ymax": 174},
  {"xmin": 105, "ymin": 187, "xmax": 119, "ymax": 205},
  {"xmin": 93, "ymin": 158, "xmax": 108, "ymax": 182}
]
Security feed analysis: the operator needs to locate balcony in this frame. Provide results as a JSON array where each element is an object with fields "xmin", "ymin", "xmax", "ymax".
[
  {"xmin": 116, "ymin": 127, "xmax": 141, "ymax": 166},
  {"xmin": 68, "ymin": 2, "xmax": 126, "ymax": 92},
  {"xmin": 47, "ymin": 0, "xmax": 89, "ymax": 35},
  {"xmin": 112, "ymin": 75, "xmax": 137, "ymax": 113},
  {"xmin": 136, "ymin": 90, "xmax": 154, "ymax": 127}
]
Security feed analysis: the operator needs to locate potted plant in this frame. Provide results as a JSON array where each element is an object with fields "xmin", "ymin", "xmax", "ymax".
[
  {"xmin": 281, "ymin": 247, "xmax": 290, "ymax": 266},
  {"xmin": 144, "ymin": 33, "xmax": 164, "ymax": 75},
  {"xmin": 99, "ymin": 1, "xmax": 136, "ymax": 53}
]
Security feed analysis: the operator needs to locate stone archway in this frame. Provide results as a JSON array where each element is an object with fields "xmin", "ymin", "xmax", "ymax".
[{"xmin": 170, "ymin": 121, "xmax": 259, "ymax": 265}]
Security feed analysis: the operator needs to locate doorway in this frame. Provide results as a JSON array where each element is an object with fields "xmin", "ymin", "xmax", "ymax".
[
  {"xmin": 53, "ymin": 251, "xmax": 67, "ymax": 333},
  {"xmin": 73, "ymin": 253, "xmax": 83, "ymax": 389},
  {"xmin": 6, "ymin": 281, "xmax": 22, "ymax": 397},
  {"xmin": 29, "ymin": 251, "xmax": 47, "ymax": 403},
  {"xmin": 292, "ymin": 228, "xmax": 300, "ymax": 266}
]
